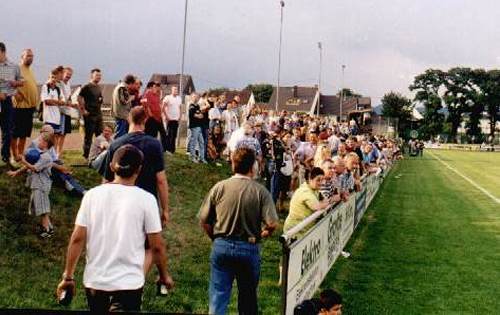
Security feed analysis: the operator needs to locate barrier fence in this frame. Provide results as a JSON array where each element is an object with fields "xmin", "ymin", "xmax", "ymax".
[{"xmin": 279, "ymin": 167, "xmax": 389, "ymax": 315}]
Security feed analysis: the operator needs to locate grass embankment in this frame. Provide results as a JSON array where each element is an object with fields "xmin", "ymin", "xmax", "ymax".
[
  {"xmin": 0, "ymin": 151, "xmax": 284, "ymax": 313},
  {"xmin": 323, "ymin": 152, "xmax": 500, "ymax": 314}
]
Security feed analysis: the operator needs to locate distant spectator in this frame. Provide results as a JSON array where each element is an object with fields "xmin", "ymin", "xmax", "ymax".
[
  {"xmin": 319, "ymin": 159, "xmax": 341, "ymax": 202},
  {"xmin": 162, "ymin": 85, "xmax": 182, "ymax": 153},
  {"xmin": 40, "ymin": 68, "xmax": 65, "ymax": 156},
  {"xmin": 142, "ymin": 81, "xmax": 167, "ymax": 151},
  {"xmin": 112, "ymin": 74, "xmax": 135, "ymax": 138},
  {"xmin": 78, "ymin": 68, "xmax": 104, "ymax": 159},
  {"xmin": 58, "ymin": 66, "xmax": 76, "ymax": 156},
  {"xmin": 88, "ymin": 124, "xmax": 113, "ymax": 170},
  {"xmin": 187, "ymin": 92, "xmax": 207, "ymax": 163}
]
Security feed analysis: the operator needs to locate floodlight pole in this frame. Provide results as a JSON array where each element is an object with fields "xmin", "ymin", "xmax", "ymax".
[
  {"xmin": 317, "ymin": 41, "xmax": 322, "ymax": 116},
  {"xmin": 275, "ymin": 0, "xmax": 285, "ymax": 113},
  {"xmin": 180, "ymin": 0, "xmax": 188, "ymax": 104},
  {"xmin": 340, "ymin": 64, "xmax": 346, "ymax": 121}
]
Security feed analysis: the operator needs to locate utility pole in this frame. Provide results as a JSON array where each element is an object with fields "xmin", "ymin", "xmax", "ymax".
[
  {"xmin": 275, "ymin": 0, "xmax": 285, "ymax": 112},
  {"xmin": 180, "ymin": 0, "xmax": 188, "ymax": 104},
  {"xmin": 340, "ymin": 64, "xmax": 346, "ymax": 122}
]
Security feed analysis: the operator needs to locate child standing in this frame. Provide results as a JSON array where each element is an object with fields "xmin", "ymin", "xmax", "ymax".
[{"xmin": 8, "ymin": 133, "xmax": 55, "ymax": 238}]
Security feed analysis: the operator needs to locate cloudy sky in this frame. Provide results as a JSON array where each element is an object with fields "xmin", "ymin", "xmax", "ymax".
[{"xmin": 2, "ymin": 0, "xmax": 499, "ymax": 104}]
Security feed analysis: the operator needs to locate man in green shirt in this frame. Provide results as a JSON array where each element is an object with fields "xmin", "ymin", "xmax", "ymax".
[{"xmin": 199, "ymin": 147, "xmax": 279, "ymax": 315}]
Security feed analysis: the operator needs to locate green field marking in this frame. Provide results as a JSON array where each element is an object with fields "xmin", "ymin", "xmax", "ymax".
[{"xmin": 321, "ymin": 155, "xmax": 500, "ymax": 314}]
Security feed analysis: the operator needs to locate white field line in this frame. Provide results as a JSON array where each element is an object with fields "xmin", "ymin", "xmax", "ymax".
[{"xmin": 428, "ymin": 151, "xmax": 500, "ymax": 204}]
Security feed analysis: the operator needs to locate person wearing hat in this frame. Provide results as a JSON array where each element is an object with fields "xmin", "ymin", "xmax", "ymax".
[{"xmin": 57, "ymin": 144, "xmax": 173, "ymax": 312}]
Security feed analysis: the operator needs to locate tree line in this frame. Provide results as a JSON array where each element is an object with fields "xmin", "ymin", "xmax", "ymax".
[{"xmin": 382, "ymin": 68, "xmax": 500, "ymax": 143}]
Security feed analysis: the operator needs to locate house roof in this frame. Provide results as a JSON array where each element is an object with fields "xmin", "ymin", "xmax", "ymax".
[
  {"xmin": 149, "ymin": 73, "xmax": 195, "ymax": 96},
  {"xmin": 320, "ymin": 95, "xmax": 372, "ymax": 116},
  {"xmin": 267, "ymin": 86, "xmax": 319, "ymax": 112}
]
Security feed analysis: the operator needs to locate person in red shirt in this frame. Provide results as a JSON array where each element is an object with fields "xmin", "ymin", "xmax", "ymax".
[{"xmin": 141, "ymin": 82, "xmax": 167, "ymax": 152}]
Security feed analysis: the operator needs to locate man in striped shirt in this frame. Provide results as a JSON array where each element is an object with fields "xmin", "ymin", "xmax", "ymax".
[{"xmin": 0, "ymin": 42, "xmax": 24, "ymax": 167}]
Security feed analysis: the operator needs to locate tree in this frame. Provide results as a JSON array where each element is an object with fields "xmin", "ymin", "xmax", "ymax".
[
  {"xmin": 442, "ymin": 67, "xmax": 475, "ymax": 142},
  {"xmin": 207, "ymin": 87, "xmax": 230, "ymax": 95},
  {"xmin": 409, "ymin": 69, "xmax": 446, "ymax": 140},
  {"xmin": 381, "ymin": 91, "xmax": 413, "ymax": 136},
  {"xmin": 476, "ymin": 70, "xmax": 500, "ymax": 139},
  {"xmin": 337, "ymin": 88, "xmax": 362, "ymax": 98},
  {"xmin": 246, "ymin": 83, "xmax": 273, "ymax": 103}
]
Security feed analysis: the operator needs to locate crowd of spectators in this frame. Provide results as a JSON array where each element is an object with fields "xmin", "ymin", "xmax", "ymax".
[{"xmin": 0, "ymin": 41, "xmax": 402, "ymax": 313}]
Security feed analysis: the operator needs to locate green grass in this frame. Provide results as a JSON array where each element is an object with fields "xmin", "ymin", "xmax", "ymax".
[
  {"xmin": 322, "ymin": 152, "xmax": 500, "ymax": 314},
  {"xmin": 1, "ymin": 150, "xmax": 499, "ymax": 314},
  {"xmin": 428, "ymin": 149, "xmax": 500, "ymax": 197}
]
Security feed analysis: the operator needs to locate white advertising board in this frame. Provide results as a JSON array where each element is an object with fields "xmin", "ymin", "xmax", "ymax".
[{"xmin": 284, "ymin": 196, "xmax": 355, "ymax": 315}]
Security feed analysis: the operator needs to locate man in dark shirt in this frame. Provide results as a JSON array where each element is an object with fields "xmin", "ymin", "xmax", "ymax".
[
  {"xmin": 78, "ymin": 68, "xmax": 103, "ymax": 159},
  {"xmin": 199, "ymin": 147, "xmax": 278, "ymax": 315},
  {"xmin": 187, "ymin": 93, "xmax": 206, "ymax": 163},
  {"xmin": 99, "ymin": 106, "xmax": 169, "ymax": 227}
]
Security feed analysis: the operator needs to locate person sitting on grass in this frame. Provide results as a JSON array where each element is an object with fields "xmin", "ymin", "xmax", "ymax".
[
  {"xmin": 28, "ymin": 125, "xmax": 87, "ymax": 197},
  {"xmin": 7, "ymin": 133, "xmax": 55, "ymax": 238},
  {"xmin": 88, "ymin": 123, "xmax": 113, "ymax": 171}
]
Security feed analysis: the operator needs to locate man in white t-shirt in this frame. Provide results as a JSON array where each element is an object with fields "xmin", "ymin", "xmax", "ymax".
[
  {"xmin": 57, "ymin": 145, "xmax": 173, "ymax": 312},
  {"xmin": 41, "ymin": 70, "xmax": 65, "ymax": 149},
  {"xmin": 162, "ymin": 85, "xmax": 182, "ymax": 153}
]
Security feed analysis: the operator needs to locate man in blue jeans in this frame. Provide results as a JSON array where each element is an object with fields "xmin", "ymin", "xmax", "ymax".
[
  {"xmin": 199, "ymin": 147, "xmax": 279, "ymax": 315},
  {"xmin": 0, "ymin": 42, "xmax": 24, "ymax": 167},
  {"xmin": 187, "ymin": 93, "xmax": 207, "ymax": 163}
]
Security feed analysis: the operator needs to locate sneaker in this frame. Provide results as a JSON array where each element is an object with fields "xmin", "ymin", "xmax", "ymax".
[
  {"xmin": 200, "ymin": 159, "xmax": 208, "ymax": 164},
  {"xmin": 39, "ymin": 229, "xmax": 52, "ymax": 239}
]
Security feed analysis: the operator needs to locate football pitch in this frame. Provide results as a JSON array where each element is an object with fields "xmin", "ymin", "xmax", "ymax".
[
  {"xmin": 323, "ymin": 149, "xmax": 500, "ymax": 314},
  {"xmin": 0, "ymin": 150, "xmax": 499, "ymax": 314}
]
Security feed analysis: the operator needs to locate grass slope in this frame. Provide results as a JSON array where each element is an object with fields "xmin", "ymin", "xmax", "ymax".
[
  {"xmin": 0, "ymin": 151, "xmax": 284, "ymax": 314},
  {"xmin": 322, "ymin": 154, "xmax": 500, "ymax": 314}
]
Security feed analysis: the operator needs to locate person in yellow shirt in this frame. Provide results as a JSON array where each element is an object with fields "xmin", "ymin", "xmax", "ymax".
[
  {"xmin": 284, "ymin": 167, "xmax": 332, "ymax": 238},
  {"xmin": 12, "ymin": 49, "xmax": 38, "ymax": 162}
]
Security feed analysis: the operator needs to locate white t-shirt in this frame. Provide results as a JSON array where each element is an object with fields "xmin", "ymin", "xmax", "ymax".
[
  {"xmin": 40, "ymin": 84, "xmax": 62, "ymax": 125},
  {"xmin": 162, "ymin": 94, "xmax": 182, "ymax": 121},
  {"xmin": 75, "ymin": 183, "xmax": 162, "ymax": 291}
]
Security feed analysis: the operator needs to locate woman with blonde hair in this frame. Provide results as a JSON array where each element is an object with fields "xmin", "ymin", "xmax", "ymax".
[{"xmin": 313, "ymin": 143, "xmax": 331, "ymax": 168}]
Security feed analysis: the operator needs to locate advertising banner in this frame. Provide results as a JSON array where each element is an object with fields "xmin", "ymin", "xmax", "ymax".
[
  {"xmin": 282, "ymin": 167, "xmax": 392, "ymax": 314},
  {"xmin": 284, "ymin": 196, "xmax": 355, "ymax": 315},
  {"xmin": 354, "ymin": 186, "xmax": 367, "ymax": 228}
]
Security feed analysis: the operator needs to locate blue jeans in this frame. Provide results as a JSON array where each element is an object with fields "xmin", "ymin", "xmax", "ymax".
[
  {"xmin": 209, "ymin": 238, "xmax": 261, "ymax": 315},
  {"xmin": 115, "ymin": 118, "xmax": 129, "ymax": 139},
  {"xmin": 188, "ymin": 127, "xmax": 205, "ymax": 161},
  {"xmin": 202, "ymin": 127, "xmax": 209, "ymax": 160},
  {"xmin": 0, "ymin": 96, "xmax": 14, "ymax": 161}
]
